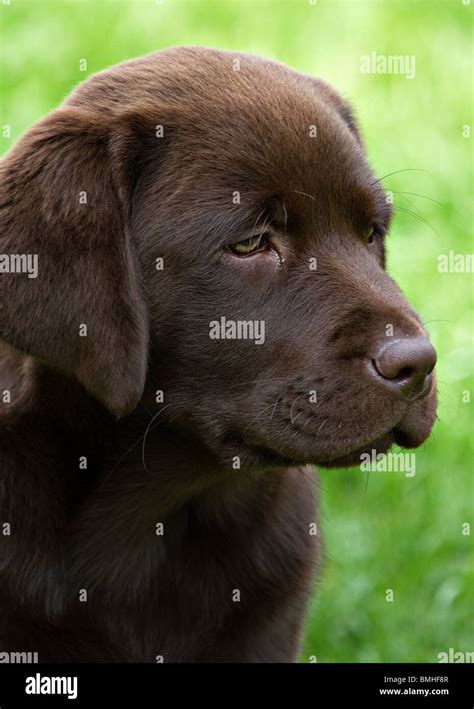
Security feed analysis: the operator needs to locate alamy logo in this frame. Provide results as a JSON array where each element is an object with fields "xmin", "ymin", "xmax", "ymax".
[
  {"xmin": 360, "ymin": 51, "xmax": 416, "ymax": 80},
  {"xmin": 360, "ymin": 449, "xmax": 416, "ymax": 478},
  {"xmin": 0, "ymin": 651, "xmax": 38, "ymax": 663},
  {"xmin": 0, "ymin": 253, "xmax": 38, "ymax": 279},
  {"xmin": 25, "ymin": 673, "xmax": 78, "ymax": 700},
  {"xmin": 437, "ymin": 251, "xmax": 473, "ymax": 273},
  {"xmin": 209, "ymin": 317, "xmax": 265, "ymax": 345},
  {"xmin": 437, "ymin": 648, "xmax": 474, "ymax": 663}
]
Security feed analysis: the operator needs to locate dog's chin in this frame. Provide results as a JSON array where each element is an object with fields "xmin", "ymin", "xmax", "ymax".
[
  {"xmin": 316, "ymin": 432, "xmax": 395, "ymax": 469},
  {"xmin": 246, "ymin": 421, "xmax": 434, "ymax": 471}
]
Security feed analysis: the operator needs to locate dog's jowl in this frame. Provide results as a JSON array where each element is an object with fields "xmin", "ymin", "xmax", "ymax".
[{"xmin": 0, "ymin": 47, "xmax": 437, "ymax": 662}]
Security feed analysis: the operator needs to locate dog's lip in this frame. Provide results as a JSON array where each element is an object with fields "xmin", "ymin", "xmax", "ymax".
[
  {"xmin": 241, "ymin": 392, "xmax": 437, "ymax": 468},
  {"xmin": 246, "ymin": 431, "xmax": 397, "ymax": 469},
  {"xmin": 307, "ymin": 413, "xmax": 435, "ymax": 468},
  {"xmin": 318, "ymin": 431, "xmax": 395, "ymax": 469}
]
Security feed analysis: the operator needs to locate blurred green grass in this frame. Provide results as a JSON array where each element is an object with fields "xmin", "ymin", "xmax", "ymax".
[{"xmin": 1, "ymin": 0, "xmax": 472, "ymax": 663}]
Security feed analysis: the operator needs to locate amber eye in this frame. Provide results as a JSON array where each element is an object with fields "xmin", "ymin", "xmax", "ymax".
[
  {"xmin": 365, "ymin": 226, "xmax": 376, "ymax": 244},
  {"xmin": 230, "ymin": 234, "xmax": 269, "ymax": 256}
]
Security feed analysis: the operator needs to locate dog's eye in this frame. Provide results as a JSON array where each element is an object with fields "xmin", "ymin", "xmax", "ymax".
[
  {"xmin": 365, "ymin": 226, "xmax": 376, "ymax": 244},
  {"xmin": 365, "ymin": 226, "xmax": 381, "ymax": 245},
  {"xmin": 230, "ymin": 234, "xmax": 269, "ymax": 256}
]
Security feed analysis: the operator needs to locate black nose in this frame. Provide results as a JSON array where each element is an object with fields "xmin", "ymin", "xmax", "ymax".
[{"xmin": 371, "ymin": 337, "xmax": 436, "ymax": 401}]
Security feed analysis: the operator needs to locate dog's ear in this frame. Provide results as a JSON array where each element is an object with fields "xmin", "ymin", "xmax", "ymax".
[
  {"xmin": 306, "ymin": 77, "xmax": 362, "ymax": 144},
  {"xmin": 0, "ymin": 107, "xmax": 150, "ymax": 417}
]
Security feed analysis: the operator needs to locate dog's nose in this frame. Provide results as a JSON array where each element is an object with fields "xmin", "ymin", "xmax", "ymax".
[{"xmin": 371, "ymin": 337, "xmax": 436, "ymax": 400}]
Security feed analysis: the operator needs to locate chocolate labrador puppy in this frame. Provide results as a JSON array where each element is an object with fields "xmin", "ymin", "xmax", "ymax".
[{"xmin": 0, "ymin": 47, "xmax": 437, "ymax": 662}]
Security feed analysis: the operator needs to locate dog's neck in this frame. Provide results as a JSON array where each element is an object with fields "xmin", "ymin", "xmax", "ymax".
[{"xmin": 2, "ymin": 362, "xmax": 286, "ymax": 618}]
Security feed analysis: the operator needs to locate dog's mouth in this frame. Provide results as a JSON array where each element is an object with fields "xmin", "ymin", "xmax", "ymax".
[
  {"xmin": 318, "ymin": 430, "xmax": 396, "ymax": 468},
  {"xmin": 242, "ymin": 415, "xmax": 434, "ymax": 471},
  {"xmin": 242, "ymin": 430, "xmax": 393, "ymax": 470},
  {"xmin": 221, "ymin": 381, "xmax": 437, "ymax": 471}
]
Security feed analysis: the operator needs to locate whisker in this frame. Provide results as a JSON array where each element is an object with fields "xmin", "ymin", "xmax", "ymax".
[
  {"xmin": 395, "ymin": 193, "xmax": 425, "ymax": 219},
  {"xmin": 390, "ymin": 190, "xmax": 444, "ymax": 207},
  {"xmin": 421, "ymin": 319, "xmax": 456, "ymax": 326},
  {"xmin": 269, "ymin": 395, "xmax": 282, "ymax": 423},
  {"xmin": 243, "ymin": 398, "xmax": 282, "ymax": 433},
  {"xmin": 282, "ymin": 201, "xmax": 288, "ymax": 232},
  {"xmin": 250, "ymin": 208, "xmax": 267, "ymax": 237},
  {"xmin": 293, "ymin": 189, "xmax": 316, "ymax": 202},
  {"xmin": 290, "ymin": 395, "xmax": 302, "ymax": 424},
  {"xmin": 394, "ymin": 205, "xmax": 440, "ymax": 238},
  {"xmin": 142, "ymin": 404, "xmax": 172, "ymax": 472},
  {"xmin": 296, "ymin": 465, "xmax": 316, "ymax": 505},
  {"xmin": 108, "ymin": 435, "xmax": 145, "ymax": 476},
  {"xmin": 371, "ymin": 167, "xmax": 431, "ymax": 186}
]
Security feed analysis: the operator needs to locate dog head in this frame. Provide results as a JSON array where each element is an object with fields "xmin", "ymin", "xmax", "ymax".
[{"xmin": 0, "ymin": 47, "xmax": 437, "ymax": 468}]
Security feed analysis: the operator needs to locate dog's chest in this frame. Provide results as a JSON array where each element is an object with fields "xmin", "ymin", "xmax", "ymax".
[{"xmin": 100, "ymin": 468, "xmax": 319, "ymax": 661}]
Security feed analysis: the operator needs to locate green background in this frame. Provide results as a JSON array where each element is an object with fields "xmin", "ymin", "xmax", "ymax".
[{"xmin": 1, "ymin": 0, "xmax": 472, "ymax": 663}]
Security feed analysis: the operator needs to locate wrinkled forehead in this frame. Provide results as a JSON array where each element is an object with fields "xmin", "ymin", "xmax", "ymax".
[
  {"xmin": 162, "ymin": 98, "xmax": 387, "ymax": 239},
  {"xmin": 133, "ymin": 56, "xmax": 390, "ymax": 246}
]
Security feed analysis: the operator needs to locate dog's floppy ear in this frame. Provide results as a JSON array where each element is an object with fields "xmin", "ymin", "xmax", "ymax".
[{"xmin": 0, "ymin": 107, "xmax": 149, "ymax": 417}]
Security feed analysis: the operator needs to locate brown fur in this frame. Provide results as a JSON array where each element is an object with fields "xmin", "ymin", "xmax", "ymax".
[{"xmin": 0, "ymin": 47, "xmax": 436, "ymax": 662}]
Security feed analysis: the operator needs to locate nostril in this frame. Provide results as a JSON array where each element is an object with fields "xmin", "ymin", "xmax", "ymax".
[
  {"xmin": 394, "ymin": 366, "xmax": 414, "ymax": 382},
  {"xmin": 371, "ymin": 359, "xmax": 415, "ymax": 383}
]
